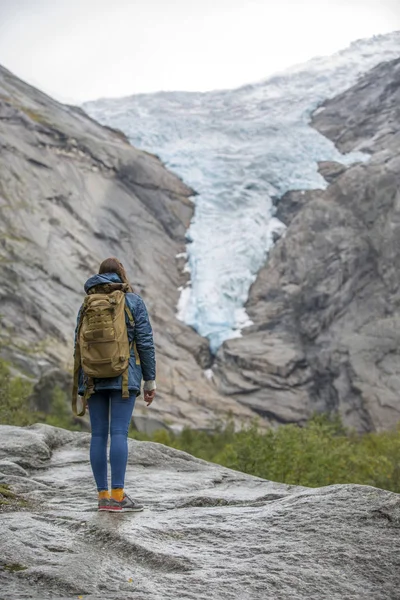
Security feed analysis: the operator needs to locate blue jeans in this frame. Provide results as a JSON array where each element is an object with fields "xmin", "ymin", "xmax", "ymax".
[{"xmin": 88, "ymin": 390, "xmax": 136, "ymax": 491}]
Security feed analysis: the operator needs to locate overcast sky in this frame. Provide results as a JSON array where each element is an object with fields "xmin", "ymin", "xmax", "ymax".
[{"xmin": 0, "ymin": 0, "xmax": 399, "ymax": 103}]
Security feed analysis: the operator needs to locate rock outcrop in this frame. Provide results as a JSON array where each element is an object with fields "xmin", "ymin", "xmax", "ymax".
[
  {"xmin": 1, "ymin": 424, "xmax": 399, "ymax": 599},
  {"xmin": 0, "ymin": 65, "xmax": 255, "ymax": 429},
  {"xmin": 214, "ymin": 58, "xmax": 400, "ymax": 431}
]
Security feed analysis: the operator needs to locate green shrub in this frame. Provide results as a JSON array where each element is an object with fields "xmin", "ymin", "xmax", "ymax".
[
  {"xmin": 130, "ymin": 414, "xmax": 400, "ymax": 493},
  {"xmin": 0, "ymin": 360, "xmax": 34, "ymax": 426},
  {"xmin": 0, "ymin": 359, "xmax": 82, "ymax": 430}
]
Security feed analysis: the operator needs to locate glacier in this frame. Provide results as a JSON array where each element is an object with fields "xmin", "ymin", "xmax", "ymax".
[{"xmin": 84, "ymin": 32, "xmax": 400, "ymax": 352}]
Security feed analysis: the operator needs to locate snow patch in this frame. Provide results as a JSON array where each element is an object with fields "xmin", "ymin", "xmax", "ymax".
[
  {"xmin": 204, "ymin": 369, "xmax": 214, "ymax": 380},
  {"xmin": 177, "ymin": 284, "xmax": 192, "ymax": 323}
]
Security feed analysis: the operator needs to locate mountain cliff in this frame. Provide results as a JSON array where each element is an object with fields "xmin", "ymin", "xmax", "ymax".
[
  {"xmin": 2, "ymin": 43, "xmax": 400, "ymax": 432},
  {"xmin": 0, "ymin": 65, "xmax": 255, "ymax": 429},
  {"xmin": 214, "ymin": 57, "xmax": 400, "ymax": 431}
]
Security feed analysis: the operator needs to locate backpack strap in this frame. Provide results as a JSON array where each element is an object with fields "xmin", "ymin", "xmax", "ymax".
[
  {"xmin": 122, "ymin": 370, "xmax": 129, "ymax": 398},
  {"xmin": 122, "ymin": 303, "xmax": 133, "ymax": 397},
  {"xmin": 133, "ymin": 343, "xmax": 140, "ymax": 365},
  {"xmin": 83, "ymin": 377, "xmax": 95, "ymax": 405},
  {"xmin": 124, "ymin": 302, "xmax": 140, "ymax": 365},
  {"xmin": 72, "ymin": 307, "xmax": 87, "ymax": 417},
  {"xmin": 72, "ymin": 344, "xmax": 86, "ymax": 417},
  {"xmin": 124, "ymin": 304, "xmax": 134, "ymax": 325}
]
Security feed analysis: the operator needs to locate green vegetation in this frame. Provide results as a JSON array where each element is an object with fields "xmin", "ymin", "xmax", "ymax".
[
  {"xmin": 129, "ymin": 415, "xmax": 400, "ymax": 494},
  {"xmin": 0, "ymin": 360, "xmax": 34, "ymax": 426},
  {"xmin": 19, "ymin": 106, "xmax": 49, "ymax": 125},
  {"xmin": 0, "ymin": 359, "xmax": 81, "ymax": 430},
  {"xmin": 0, "ymin": 484, "xmax": 28, "ymax": 510},
  {"xmin": 2, "ymin": 563, "xmax": 28, "ymax": 573},
  {"xmin": 0, "ymin": 484, "xmax": 16, "ymax": 501},
  {"xmin": 1, "ymin": 358, "xmax": 399, "ymax": 492}
]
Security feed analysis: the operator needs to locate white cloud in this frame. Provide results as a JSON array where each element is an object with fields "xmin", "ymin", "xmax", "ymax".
[{"xmin": 0, "ymin": 0, "xmax": 399, "ymax": 102}]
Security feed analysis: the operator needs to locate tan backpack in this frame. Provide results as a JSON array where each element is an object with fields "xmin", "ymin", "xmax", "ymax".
[{"xmin": 72, "ymin": 290, "xmax": 138, "ymax": 416}]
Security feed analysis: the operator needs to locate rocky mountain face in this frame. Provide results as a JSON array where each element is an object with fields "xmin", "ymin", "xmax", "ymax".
[
  {"xmin": 1, "ymin": 424, "xmax": 399, "ymax": 599},
  {"xmin": 0, "ymin": 65, "xmax": 255, "ymax": 429},
  {"xmin": 214, "ymin": 58, "xmax": 400, "ymax": 431},
  {"xmin": 2, "ymin": 54, "xmax": 400, "ymax": 433}
]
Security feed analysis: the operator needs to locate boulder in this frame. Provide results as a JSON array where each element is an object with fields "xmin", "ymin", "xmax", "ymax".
[{"xmin": 0, "ymin": 424, "xmax": 399, "ymax": 599}]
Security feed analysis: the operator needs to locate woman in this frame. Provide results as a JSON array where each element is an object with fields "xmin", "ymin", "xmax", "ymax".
[{"xmin": 74, "ymin": 258, "xmax": 156, "ymax": 512}]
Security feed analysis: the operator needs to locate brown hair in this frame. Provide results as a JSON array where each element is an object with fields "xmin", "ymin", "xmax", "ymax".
[{"xmin": 98, "ymin": 257, "xmax": 133, "ymax": 292}]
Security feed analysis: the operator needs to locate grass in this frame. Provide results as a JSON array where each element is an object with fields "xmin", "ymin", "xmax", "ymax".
[
  {"xmin": 129, "ymin": 414, "xmax": 400, "ymax": 493},
  {"xmin": 0, "ymin": 484, "xmax": 28, "ymax": 511},
  {"xmin": 0, "ymin": 484, "xmax": 16, "ymax": 499},
  {"xmin": 2, "ymin": 563, "xmax": 27, "ymax": 573}
]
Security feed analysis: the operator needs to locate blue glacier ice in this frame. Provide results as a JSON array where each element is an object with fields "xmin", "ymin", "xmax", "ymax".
[{"xmin": 84, "ymin": 32, "xmax": 400, "ymax": 352}]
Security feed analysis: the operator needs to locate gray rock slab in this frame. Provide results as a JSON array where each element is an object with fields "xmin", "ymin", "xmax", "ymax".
[
  {"xmin": 0, "ymin": 460, "xmax": 28, "ymax": 477},
  {"xmin": 0, "ymin": 424, "xmax": 399, "ymax": 600}
]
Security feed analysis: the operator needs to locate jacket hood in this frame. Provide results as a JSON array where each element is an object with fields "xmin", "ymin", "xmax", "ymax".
[{"xmin": 84, "ymin": 272, "xmax": 122, "ymax": 293}]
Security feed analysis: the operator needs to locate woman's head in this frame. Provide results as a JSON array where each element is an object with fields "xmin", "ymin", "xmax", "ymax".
[{"xmin": 98, "ymin": 257, "xmax": 133, "ymax": 292}]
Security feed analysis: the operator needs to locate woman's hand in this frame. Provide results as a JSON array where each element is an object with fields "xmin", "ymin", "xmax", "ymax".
[{"xmin": 144, "ymin": 389, "xmax": 156, "ymax": 406}]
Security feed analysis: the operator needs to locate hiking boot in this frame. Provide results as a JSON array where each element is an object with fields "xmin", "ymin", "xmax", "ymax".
[
  {"xmin": 108, "ymin": 493, "xmax": 144, "ymax": 512},
  {"xmin": 98, "ymin": 497, "xmax": 110, "ymax": 512}
]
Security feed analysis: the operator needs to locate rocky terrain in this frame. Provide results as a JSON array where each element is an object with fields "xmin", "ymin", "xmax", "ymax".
[
  {"xmin": 1, "ymin": 424, "xmax": 399, "ymax": 599},
  {"xmin": 0, "ymin": 65, "xmax": 255, "ymax": 430},
  {"xmin": 214, "ymin": 58, "xmax": 400, "ymax": 431},
  {"xmin": 2, "ymin": 52, "xmax": 400, "ymax": 433}
]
